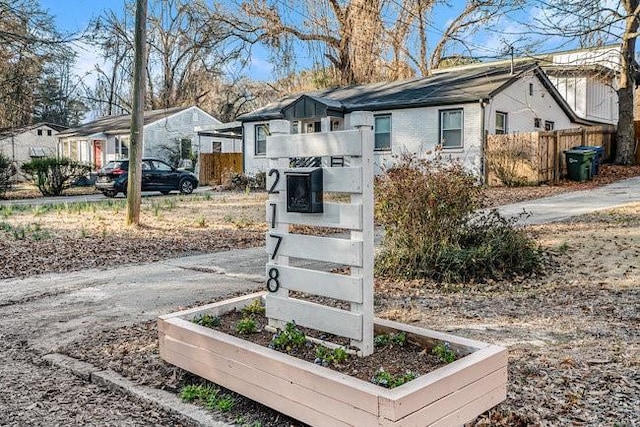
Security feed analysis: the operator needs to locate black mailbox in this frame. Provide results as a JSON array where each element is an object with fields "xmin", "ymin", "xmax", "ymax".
[{"xmin": 285, "ymin": 168, "xmax": 323, "ymax": 213}]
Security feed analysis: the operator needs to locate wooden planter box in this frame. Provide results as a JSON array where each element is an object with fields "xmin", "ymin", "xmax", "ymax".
[{"xmin": 158, "ymin": 292, "xmax": 507, "ymax": 426}]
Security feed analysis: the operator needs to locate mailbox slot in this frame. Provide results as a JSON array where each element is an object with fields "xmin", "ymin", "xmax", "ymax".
[{"xmin": 285, "ymin": 168, "xmax": 323, "ymax": 213}]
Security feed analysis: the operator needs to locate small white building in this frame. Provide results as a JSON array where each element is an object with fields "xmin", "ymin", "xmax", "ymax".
[
  {"xmin": 195, "ymin": 121, "xmax": 243, "ymax": 154},
  {"xmin": 0, "ymin": 122, "xmax": 69, "ymax": 165},
  {"xmin": 57, "ymin": 106, "xmax": 220, "ymax": 169},
  {"xmin": 237, "ymin": 63, "xmax": 602, "ymax": 178}
]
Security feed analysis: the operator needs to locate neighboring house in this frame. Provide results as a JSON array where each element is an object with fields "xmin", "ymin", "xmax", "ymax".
[
  {"xmin": 440, "ymin": 45, "xmax": 620, "ymax": 125},
  {"xmin": 237, "ymin": 63, "xmax": 602, "ymax": 177},
  {"xmin": 0, "ymin": 122, "xmax": 69, "ymax": 165},
  {"xmin": 57, "ymin": 106, "xmax": 221, "ymax": 169}
]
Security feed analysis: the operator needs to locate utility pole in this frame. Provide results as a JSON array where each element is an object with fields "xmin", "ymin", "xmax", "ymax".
[{"xmin": 126, "ymin": 0, "xmax": 147, "ymax": 226}]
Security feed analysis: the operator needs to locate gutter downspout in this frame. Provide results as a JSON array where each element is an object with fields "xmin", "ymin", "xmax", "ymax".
[{"xmin": 480, "ymin": 98, "xmax": 488, "ymax": 184}]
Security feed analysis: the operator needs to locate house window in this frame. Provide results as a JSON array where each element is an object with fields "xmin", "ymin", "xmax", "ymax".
[
  {"xmin": 374, "ymin": 115, "xmax": 391, "ymax": 151},
  {"xmin": 440, "ymin": 109, "xmax": 463, "ymax": 149},
  {"xmin": 292, "ymin": 122, "xmax": 299, "ymax": 134},
  {"xmin": 545, "ymin": 120, "xmax": 555, "ymax": 131},
  {"xmin": 47, "ymin": 129, "xmax": 52, "ymax": 136},
  {"xmin": 495, "ymin": 112, "xmax": 507, "ymax": 135},
  {"xmin": 255, "ymin": 124, "xmax": 268, "ymax": 156},
  {"xmin": 534, "ymin": 118, "xmax": 541, "ymax": 128},
  {"xmin": 37, "ymin": 129, "xmax": 43, "ymax": 136}
]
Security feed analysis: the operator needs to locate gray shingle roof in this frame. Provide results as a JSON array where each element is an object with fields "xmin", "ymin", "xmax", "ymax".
[
  {"xmin": 57, "ymin": 106, "xmax": 191, "ymax": 138},
  {"xmin": 238, "ymin": 63, "xmax": 572, "ymax": 122}
]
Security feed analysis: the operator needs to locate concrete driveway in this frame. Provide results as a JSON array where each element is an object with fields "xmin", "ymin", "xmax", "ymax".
[{"xmin": 495, "ymin": 176, "xmax": 640, "ymax": 225}]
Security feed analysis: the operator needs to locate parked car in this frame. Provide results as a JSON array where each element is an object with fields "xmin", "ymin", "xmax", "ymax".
[{"xmin": 95, "ymin": 158, "xmax": 198, "ymax": 197}]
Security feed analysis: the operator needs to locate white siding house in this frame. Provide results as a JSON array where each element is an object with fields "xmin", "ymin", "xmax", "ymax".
[
  {"xmin": 238, "ymin": 63, "xmax": 598, "ymax": 179},
  {"xmin": 0, "ymin": 123, "xmax": 68, "ymax": 165},
  {"xmin": 57, "ymin": 106, "xmax": 220, "ymax": 169}
]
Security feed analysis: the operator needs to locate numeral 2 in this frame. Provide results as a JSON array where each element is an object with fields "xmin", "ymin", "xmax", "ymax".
[{"xmin": 268, "ymin": 169, "xmax": 280, "ymax": 194}]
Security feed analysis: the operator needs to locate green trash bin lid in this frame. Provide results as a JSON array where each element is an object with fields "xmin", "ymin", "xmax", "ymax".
[{"xmin": 565, "ymin": 149, "xmax": 596, "ymax": 160}]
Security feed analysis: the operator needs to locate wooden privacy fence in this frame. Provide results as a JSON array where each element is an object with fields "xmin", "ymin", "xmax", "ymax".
[
  {"xmin": 198, "ymin": 152, "xmax": 242, "ymax": 185},
  {"xmin": 486, "ymin": 125, "xmax": 616, "ymax": 185}
]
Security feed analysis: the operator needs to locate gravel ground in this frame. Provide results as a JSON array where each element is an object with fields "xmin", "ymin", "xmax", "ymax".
[{"xmin": 1, "ymin": 166, "xmax": 639, "ymax": 426}]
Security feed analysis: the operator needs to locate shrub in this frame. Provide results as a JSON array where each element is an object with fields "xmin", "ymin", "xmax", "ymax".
[
  {"xmin": 375, "ymin": 154, "xmax": 541, "ymax": 282},
  {"xmin": 225, "ymin": 172, "xmax": 266, "ymax": 191},
  {"xmin": 21, "ymin": 157, "xmax": 91, "ymax": 196},
  {"xmin": 0, "ymin": 152, "xmax": 16, "ymax": 198}
]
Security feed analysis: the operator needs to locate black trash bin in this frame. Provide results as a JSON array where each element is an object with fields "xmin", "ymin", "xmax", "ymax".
[{"xmin": 564, "ymin": 149, "xmax": 595, "ymax": 182}]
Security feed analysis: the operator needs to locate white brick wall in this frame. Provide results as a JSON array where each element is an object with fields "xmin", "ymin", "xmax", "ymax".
[
  {"xmin": 243, "ymin": 104, "xmax": 485, "ymax": 177},
  {"xmin": 488, "ymin": 72, "xmax": 574, "ymax": 134}
]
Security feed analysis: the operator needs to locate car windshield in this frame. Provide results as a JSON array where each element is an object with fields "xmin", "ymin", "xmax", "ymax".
[{"xmin": 103, "ymin": 161, "xmax": 128, "ymax": 170}]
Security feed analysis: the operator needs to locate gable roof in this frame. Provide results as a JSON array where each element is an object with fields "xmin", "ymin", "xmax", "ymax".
[
  {"xmin": 239, "ymin": 62, "xmax": 601, "ymax": 126},
  {"xmin": 0, "ymin": 122, "xmax": 69, "ymax": 139},
  {"xmin": 57, "ymin": 106, "xmax": 194, "ymax": 138}
]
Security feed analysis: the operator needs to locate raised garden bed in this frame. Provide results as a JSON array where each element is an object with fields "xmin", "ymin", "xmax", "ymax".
[{"xmin": 159, "ymin": 292, "xmax": 507, "ymax": 426}]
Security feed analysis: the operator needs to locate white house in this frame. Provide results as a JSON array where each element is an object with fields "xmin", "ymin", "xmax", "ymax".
[
  {"xmin": 438, "ymin": 46, "xmax": 620, "ymax": 125},
  {"xmin": 0, "ymin": 122, "xmax": 69, "ymax": 165},
  {"xmin": 57, "ymin": 106, "xmax": 220, "ymax": 169},
  {"xmin": 237, "ymin": 63, "xmax": 602, "ymax": 178}
]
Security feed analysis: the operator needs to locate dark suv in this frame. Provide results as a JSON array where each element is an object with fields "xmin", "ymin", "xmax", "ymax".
[{"xmin": 95, "ymin": 158, "xmax": 198, "ymax": 197}]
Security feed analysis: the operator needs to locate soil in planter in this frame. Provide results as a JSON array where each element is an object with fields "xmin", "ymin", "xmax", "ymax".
[{"xmin": 200, "ymin": 308, "xmax": 450, "ymax": 387}]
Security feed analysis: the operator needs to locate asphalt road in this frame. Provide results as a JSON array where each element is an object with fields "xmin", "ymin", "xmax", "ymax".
[{"xmin": 0, "ymin": 185, "xmax": 213, "ymax": 207}]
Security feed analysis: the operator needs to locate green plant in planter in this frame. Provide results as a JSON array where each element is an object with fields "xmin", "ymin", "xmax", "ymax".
[
  {"xmin": 371, "ymin": 368, "xmax": 418, "ymax": 388},
  {"xmin": 314, "ymin": 345, "xmax": 349, "ymax": 367},
  {"xmin": 374, "ymin": 332, "xmax": 407, "ymax": 348},
  {"xmin": 433, "ymin": 342, "xmax": 457, "ymax": 363},
  {"xmin": 192, "ymin": 313, "xmax": 221, "ymax": 328},
  {"xmin": 236, "ymin": 317, "xmax": 258, "ymax": 334},
  {"xmin": 270, "ymin": 321, "xmax": 307, "ymax": 351},
  {"xmin": 242, "ymin": 299, "xmax": 265, "ymax": 317}
]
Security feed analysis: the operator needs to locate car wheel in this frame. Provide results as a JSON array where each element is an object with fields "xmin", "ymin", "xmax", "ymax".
[
  {"xmin": 102, "ymin": 190, "xmax": 117, "ymax": 198},
  {"xmin": 179, "ymin": 179, "xmax": 194, "ymax": 194},
  {"xmin": 160, "ymin": 190, "xmax": 171, "ymax": 195}
]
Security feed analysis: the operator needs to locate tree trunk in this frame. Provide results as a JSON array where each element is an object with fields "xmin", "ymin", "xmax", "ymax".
[
  {"xmin": 615, "ymin": 3, "xmax": 638, "ymax": 165},
  {"xmin": 126, "ymin": 0, "xmax": 147, "ymax": 226}
]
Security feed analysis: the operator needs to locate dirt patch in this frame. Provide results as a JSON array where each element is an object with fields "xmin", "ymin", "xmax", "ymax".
[{"xmin": 0, "ymin": 192, "xmax": 267, "ymax": 279}]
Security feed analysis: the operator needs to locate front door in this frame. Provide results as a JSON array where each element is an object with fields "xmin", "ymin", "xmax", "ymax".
[{"xmin": 93, "ymin": 141, "xmax": 103, "ymax": 169}]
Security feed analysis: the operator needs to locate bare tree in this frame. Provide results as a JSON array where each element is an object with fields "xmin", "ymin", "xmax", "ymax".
[
  {"xmin": 90, "ymin": 0, "xmax": 249, "ymax": 116},
  {"xmin": 233, "ymin": 0, "xmax": 387, "ymax": 85},
  {"xmin": 531, "ymin": 0, "xmax": 639, "ymax": 164}
]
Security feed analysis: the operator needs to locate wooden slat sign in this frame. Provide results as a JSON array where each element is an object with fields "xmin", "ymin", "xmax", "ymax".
[{"xmin": 265, "ymin": 113, "xmax": 375, "ymax": 356}]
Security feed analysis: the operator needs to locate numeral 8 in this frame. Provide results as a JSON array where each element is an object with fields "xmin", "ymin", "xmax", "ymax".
[{"xmin": 266, "ymin": 267, "xmax": 280, "ymax": 292}]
